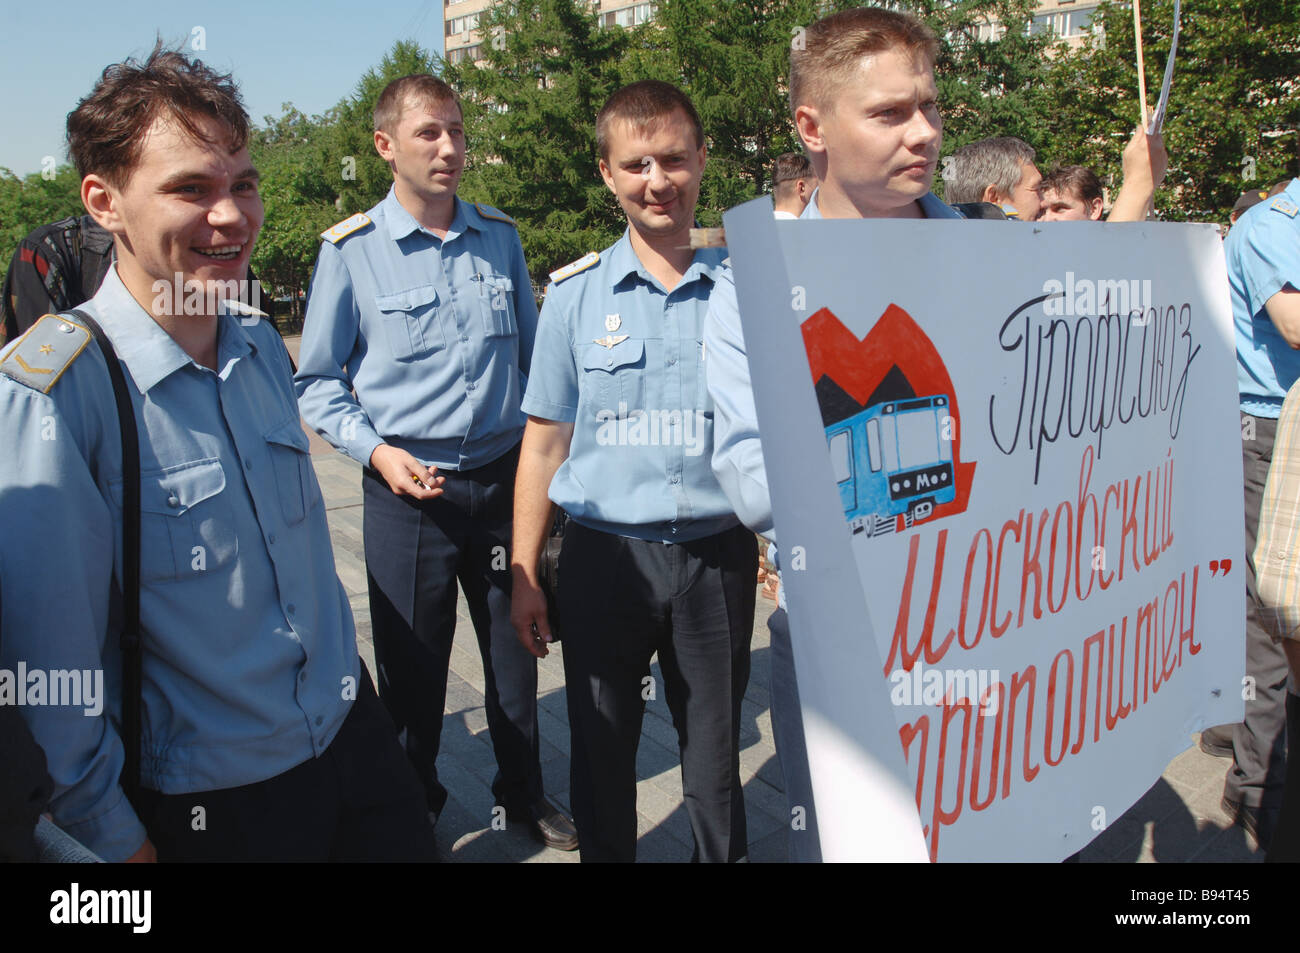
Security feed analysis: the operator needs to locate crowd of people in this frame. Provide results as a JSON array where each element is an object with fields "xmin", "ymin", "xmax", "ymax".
[{"xmin": 0, "ymin": 4, "xmax": 1296, "ymax": 864}]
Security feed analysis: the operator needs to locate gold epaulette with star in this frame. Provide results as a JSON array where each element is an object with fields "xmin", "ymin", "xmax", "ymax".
[
  {"xmin": 475, "ymin": 202, "xmax": 517, "ymax": 227},
  {"xmin": 0, "ymin": 314, "xmax": 92, "ymax": 394},
  {"xmin": 1271, "ymin": 196, "xmax": 1298, "ymax": 218},
  {"xmin": 321, "ymin": 213, "xmax": 372, "ymax": 244},
  {"xmin": 549, "ymin": 252, "xmax": 600, "ymax": 285}
]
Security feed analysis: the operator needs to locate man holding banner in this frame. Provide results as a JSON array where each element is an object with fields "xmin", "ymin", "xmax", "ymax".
[{"xmin": 705, "ymin": 5, "xmax": 961, "ymax": 862}]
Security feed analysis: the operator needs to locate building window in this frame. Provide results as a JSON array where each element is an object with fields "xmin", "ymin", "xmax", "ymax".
[
  {"xmin": 602, "ymin": 2, "xmax": 655, "ymax": 28},
  {"xmin": 1029, "ymin": 6, "xmax": 1099, "ymax": 37},
  {"xmin": 447, "ymin": 12, "xmax": 480, "ymax": 36},
  {"xmin": 449, "ymin": 44, "xmax": 482, "ymax": 64}
]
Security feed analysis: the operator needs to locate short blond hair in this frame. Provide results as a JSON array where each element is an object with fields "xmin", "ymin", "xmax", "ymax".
[{"xmin": 789, "ymin": 7, "xmax": 938, "ymax": 117}]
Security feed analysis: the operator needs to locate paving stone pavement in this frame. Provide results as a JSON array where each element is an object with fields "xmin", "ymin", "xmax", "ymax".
[{"xmin": 290, "ymin": 336, "xmax": 1265, "ymax": 863}]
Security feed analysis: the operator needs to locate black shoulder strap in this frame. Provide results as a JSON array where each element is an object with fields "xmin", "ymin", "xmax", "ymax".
[{"xmin": 68, "ymin": 309, "xmax": 142, "ymax": 802}]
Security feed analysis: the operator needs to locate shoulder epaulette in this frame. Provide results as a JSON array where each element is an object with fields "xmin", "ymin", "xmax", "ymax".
[
  {"xmin": 549, "ymin": 251, "xmax": 600, "ymax": 285},
  {"xmin": 1270, "ymin": 196, "xmax": 1298, "ymax": 218},
  {"xmin": 0, "ymin": 313, "xmax": 92, "ymax": 394},
  {"xmin": 474, "ymin": 202, "xmax": 516, "ymax": 227},
  {"xmin": 321, "ymin": 213, "xmax": 372, "ymax": 244}
]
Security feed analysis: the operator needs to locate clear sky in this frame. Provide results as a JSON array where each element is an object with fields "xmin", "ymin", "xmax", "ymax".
[{"xmin": 2, "ymin": 0, "xmax": 445, "ymax": 177}]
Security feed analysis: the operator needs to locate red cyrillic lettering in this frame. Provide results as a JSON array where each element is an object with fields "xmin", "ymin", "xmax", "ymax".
[
  {"xmin": 1178, "ymin": 566, "xmax": 1201, "ymax": 663},
  {"xmin": 1106, "ymin": 619, "xmax": 1131, "ymax": 730},
  {"xmin": 1044, "ymin": 649, "xmax": 1074, "ymax": 766},
  {"xmin": 1119, "ymin": 476, "xmax": 1143, "ymax": 582},
  {"xmin": 1001, "ymin": 665, "xmax": 1039, "ymax": 797},
  {"xmin": 1048, "ymin": 499, "xmax": 1073, "ymax": 614},
  {"xmin": 929, "ymin": 691, "xmax": 972, "ymax": 861},
  {"xmin": 957, "ymin": 529, "xmax": 994, "ymax": 651},
  {"xmin": 1074, "ymin": 630, "xmax": 1105, "ymax": 753},
  {"xmin": 991, "ymin": 511, "xmax": 1024, "ymax": 638},
  {"xmin": 970, "ymin": 682, "xmax": 1005, "ymax": 812},
  {"xmin": 1019, "ymin": 508, "xmax": 1049, "ymax": 627}
]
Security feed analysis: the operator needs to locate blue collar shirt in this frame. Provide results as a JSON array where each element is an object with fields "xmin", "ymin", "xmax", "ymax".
[
  {"xmin": 295, "ymin": 188, "xmax": 539, "ymax": 470},
  {"xmin": 0, "ymin": 266, "xmax": 357, "ymax": 861},
  {"xmin": 522, "ymin": 229, "xmax": 738, "ymax": 542},
  {"xmin": 1228, "ymin": 178, "xmax": 1300, "ymax": 418}
]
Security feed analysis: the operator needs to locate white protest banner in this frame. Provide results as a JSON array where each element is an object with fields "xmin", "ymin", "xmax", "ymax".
[{"xmin": 724, "ymin": 198, "xmax": 1245, "ymax": 861}]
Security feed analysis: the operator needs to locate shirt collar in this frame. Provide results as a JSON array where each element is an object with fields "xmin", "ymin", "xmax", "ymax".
[
  {"xmin": 89, "ymin": 265, "xmax": 256, "ymax": 393},
  {"xmin": 800, "ymin": 188, "xmax": 961, "ymax": 220},
  {"xmin": 606, "ymin": 227, "xmax": 723, "ymax": 293},
  {"xmin": 382, "ymin": 186, "xmax": 474, "ymax": 242}
]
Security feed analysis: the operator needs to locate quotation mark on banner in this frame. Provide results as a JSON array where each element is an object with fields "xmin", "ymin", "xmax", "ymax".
[{"xmin": 1209, "ymin": 558, "xmax": 1233, "ymax": 577}]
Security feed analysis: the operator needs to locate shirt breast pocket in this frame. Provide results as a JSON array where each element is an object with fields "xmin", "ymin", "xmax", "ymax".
[
  {"xmin": 480, "ymin": 274, "xmax": 518, "ymax": 338},
  {"xmin": 582, "ymin": 338, "xmax": 646, "ymax": 416},
  {"xmin": 123, "ymin": 459, "xmax": 239, "ymax": 583},
  {"xmin": 375, "ymin": 285, "xmax": 445, "ymax": 361},
  {"xmin": 265, "ymin": 420, "xmax": 322, "ymax": 526}
]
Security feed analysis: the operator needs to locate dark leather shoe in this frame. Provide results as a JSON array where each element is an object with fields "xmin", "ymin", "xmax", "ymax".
[
  {"xmin": 1199, "ymin": 724, "xmax": 1235, "ymax": 759},
  {"xmin": 1222, "ymin": 795, "xmax": 1279, "ymax": 849},
  {"xmin": 506, "ymin": 796, "xmax": 579, "ymax": 851}
]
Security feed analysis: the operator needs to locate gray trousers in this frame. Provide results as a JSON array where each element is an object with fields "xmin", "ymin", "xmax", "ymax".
[{"xmin": 1226, "ymin": 413, "xmax": 1289, "ymax": 823}]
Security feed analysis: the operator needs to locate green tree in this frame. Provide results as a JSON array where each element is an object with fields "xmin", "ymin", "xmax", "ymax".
[
  {"xmin": 248, "ymin": 105, "xmax": 342, "ymax": 326},
  {"xmin": 444, "ymin": 0, "xmax": 632, "ymax": 282},
  {"xmin": 1040, "ymin": 0, "xmax": 1299, "ymax": 221},
  {"xmin": 334, "ymin": 40, "xmax": 444, "ymax": 216},
  {"xmin": 0, "ymin": 165, "xmax": 84, "ymax": 298}
]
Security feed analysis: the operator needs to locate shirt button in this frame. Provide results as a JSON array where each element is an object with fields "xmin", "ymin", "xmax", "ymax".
[
  {"xmin": 668, "ymin": 356, "xmax": 676, "ymax": 365},
  {"xmin": 671, "ymin": 527, "xmax": 678, "ymax": 535},
  {"xmin": 268, "ymin": 533, "xmax": 277, "ymax": 545},
  {"xmin": 671, "ymin": 474, "xmax": 680, "ymax": 484},
  {"xmin": 287, "ymin": 603, "xmax": 296, "ymax": 615},
  {"xmin": 167, "ymin": 494, "xmax": 180, "ymax": 508},
  {"xmin": 606, "ymin": 357, "xmax": 614, "ymax": 367},
  {"xmin": 244, "ymin": 460, "xmax": 252, "ymax": 472},
  {"xmin": 466, "ymin": 381, "xmax": 475, "ymax": 391},
  {"xmin": 315, "ymin": 715, "xmax": 323, "ymax": 726}
]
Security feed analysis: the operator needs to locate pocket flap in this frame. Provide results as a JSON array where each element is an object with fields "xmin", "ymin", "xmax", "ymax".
[
  {"xmin": 139, "ymin": 459, "xmax": 227, "ymax": 517},
  {"xmin": 582, "ymin": 338, "xmax": 644, "ymax": 372},
  {"xmin": 375, "ymin": 285, "xmax": 438, "ymax": 313},
  {"xmin": 265, "ymin": 419, "xmax": 311, "ymax": 453}
]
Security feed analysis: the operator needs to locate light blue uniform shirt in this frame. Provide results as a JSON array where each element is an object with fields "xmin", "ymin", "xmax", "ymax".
[
  {"xmin": 0, "ymin": 266, "xmax": 358, "ymax": 862},
  {"xmin": 521, "ymin": 229, "xmax": 738, "ymax": 543},
  {"xmin": 1228, "ymin": 178, "xmax": 1300, "ymax": 419},
  {"xmin": 705, "ymin": 190, "xmax": 962, "ymax": 547},
  {"xmin": 295, "ymin": 188, "xmax": 539, "ymax": 470}
]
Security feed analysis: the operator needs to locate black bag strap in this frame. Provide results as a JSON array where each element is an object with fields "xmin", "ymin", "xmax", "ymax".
[{"xmin": 67, "ymin": 308, "xmax": 142, "ymax": 802}]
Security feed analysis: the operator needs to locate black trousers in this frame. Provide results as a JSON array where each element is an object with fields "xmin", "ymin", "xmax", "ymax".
[
  {"xmin": 1227, "ymin": 415, "xmax": 1289, "ymax": 831},
  {"xmin": 134, "ymin": 664, "xmax": 437, "ymax": 861},
  {"xmin": 363, "ymin": 444, "xmax": 542, "ymax": 816},
  {"xmin": 558, "ymin": 520, "xmax": 757, "ymax": 862},
  {"xmin": 767, "ymin": 607, "xmax": 822, "ymax": 862}
]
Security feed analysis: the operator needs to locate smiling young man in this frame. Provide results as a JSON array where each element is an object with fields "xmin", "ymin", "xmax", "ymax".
[
  {"xmin": 294, "ymin": 75, "xmax": 577, "ymax": 850},
  {"xmin": 0, "ymin": 45, "xmax": 437, "ymax": 862},
  {"xmin": 703, "ymin": 6, "xmax": 961, "ymax": 862},
  {"xmin": 511, "ymin": 80, "xmax": 758, "ymax": 862}
]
